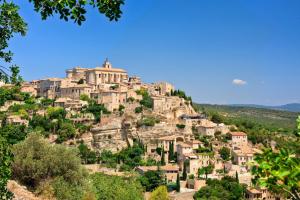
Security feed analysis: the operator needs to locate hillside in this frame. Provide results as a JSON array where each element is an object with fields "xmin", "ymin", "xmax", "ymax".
[
  {"xmin": 229, "ymin": 103, "xmax": 300, "ymax": 113},
  {"xmin": 195, "ymin": 104, "xmax": 299, "ymax": 133}
]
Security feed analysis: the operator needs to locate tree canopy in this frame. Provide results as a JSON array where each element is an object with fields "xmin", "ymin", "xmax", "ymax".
[
  {"xmin": 193, "ymin": 176, "xmax": 246, "ymax": 200},
  {"xmin": 251, "ymin": 148, "xmax": 300, "ymax": 200}
]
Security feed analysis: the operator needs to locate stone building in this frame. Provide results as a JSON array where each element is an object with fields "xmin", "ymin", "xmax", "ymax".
[
  {"xmin": 85, "ymin": 59, "xmax": 128, "ymax": 86},
  {"xmin": 230, "ymin": 132, "xmax": 248, "ymax": 147},
  {"xmin": 196, "ymin": 120, "xmax": 217, "ymax": 137},
  {"xmin": 245, "ymin": 187, "xmax": 282, "ymax": 200},
  {"xmin": 232, "ymin": 146, "xmax": 254, "ymax": 166},
  {"xmin": 66, "ymin": 67, "xmax": 88, "ymax": 82},
  {"xmin": 38, "ymin": 78, "xmax": 70, "ymax": 99},
  {"xmin": 20, "ymin": 83, "xmax": 37, "ymax": 96},
  {"xmin": 152, "ymin": 96, "xmax": 184, "ymax": 113},
  {"xmin": 60, "ymin": 84, "xmax": 92, "ymax": 99}
]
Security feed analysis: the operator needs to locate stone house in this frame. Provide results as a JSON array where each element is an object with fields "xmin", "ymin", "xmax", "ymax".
[
  {"xmin": 6, "ymin": 115, "xmax": 28, "ymax": 126},
  {"xmin": 232, "ymin": 146, "xmax": 254, "ymax": 166},
  {"xmin": 60, "ymin": 84, "xmax": 92, "ymax": 100},
  {"xmin": 20, "ymin": 83, "xmax": 37, "ymax": 96},
  {"xmin": 66, "ymin": 67, "xmax": 88, "ymax": 82},
  {"xmin": 196, "ymin": 120, "xmax": 217, "ymax": 137},
  {"xmin": 230, "ymin": 132, "xmax": 248, "ymax": 147},
  {"xmin": 245, "ymin": 187, "xmax": 282, "ymax": 200},
  {"xmin": 38, "ymin": 78, "xmax": 71, "ymax": 99},
  {"xmin": 54, "ymin": 97, "xmax": 88, "ymax": 111}
]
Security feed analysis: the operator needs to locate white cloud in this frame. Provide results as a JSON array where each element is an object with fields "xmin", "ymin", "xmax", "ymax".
[{"xmin": 232, "ymin": 79, "xmax": 247, "ymax": 86}]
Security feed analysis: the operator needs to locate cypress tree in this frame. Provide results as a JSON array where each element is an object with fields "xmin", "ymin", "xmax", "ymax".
[
  {"xmin": 183, "ymin": 160, "xmax": 187, "ymax": 180},
  {"xmin": 161, "ymin": 146, "xmax": 166, "ymax": 166},
  {"xmin": 176, "ymin": 173, "xmax": 180, "ymax": 192},
  {"xmin": 235, "ymin": 171, "xmax": 239, "ymax": 183}
]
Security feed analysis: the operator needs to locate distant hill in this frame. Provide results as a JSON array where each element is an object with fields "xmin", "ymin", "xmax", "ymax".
[
  {"xmin": 194, "ymin": 103, "xmax": 299, "ymax": 133},
  {"xmin": 229, "ymin": 103, "xmax": 300, "ymax": 113}
]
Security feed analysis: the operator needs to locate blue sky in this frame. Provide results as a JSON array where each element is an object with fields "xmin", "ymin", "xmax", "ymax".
[{"xmin": 8, "ymin": 0, "xmax": 300, "ymax": 105}]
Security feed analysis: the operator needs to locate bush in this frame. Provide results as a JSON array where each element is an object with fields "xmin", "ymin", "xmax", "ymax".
[
  {"xmin": 139, "ymin": 170, "xmax": 165, "ymax": 192},
  {"xmin": 193, "ymin": 176, "xmax": 246, "ymax": 200},
  {"xmin": 137, "ymin": 116, "xmax": 160, "ymax": 127},
  {"xmin": 176, "ymin": 124, "xmax": 185, "ymax": 129},
  {"xmin": 56, "ymin": 122, "xmax": 76, "ymax": 143},
  {"xmin": 91, "ymin": 173, "xmax": 143, "ymax": 200},
  {"xmin": 135, "ymin": 106, "xmax": 143, "ymax": 113},
  {"xmin": 12, "ymin": 133, "xmax": 87, "ymax": 189},
  {"xmin": 149, "ymin": 186, "xmax": 169, "ymax": 200},
  {"xmin": 47, "ymin": 107, "xmax": 66, "ymax": 120}
]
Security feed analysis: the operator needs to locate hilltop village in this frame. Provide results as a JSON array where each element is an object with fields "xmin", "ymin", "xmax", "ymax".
[{"xmin": 1, "ymin": 59, "xmax": 284, "ymax": 200}]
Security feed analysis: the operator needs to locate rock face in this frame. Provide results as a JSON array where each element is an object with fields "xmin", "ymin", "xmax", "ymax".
[
  {"xmin": 91, "ymin": 117, "xmax": 135, "ymax": 153},
  {"xmin": 89, "ymin": 96, "xmax": 197, "ymax": 153}
]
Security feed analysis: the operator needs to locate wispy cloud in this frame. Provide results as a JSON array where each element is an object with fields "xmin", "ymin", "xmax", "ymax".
[{"xmin": 232, "ymin": 79, "xmax": 247, "ymax": 86}]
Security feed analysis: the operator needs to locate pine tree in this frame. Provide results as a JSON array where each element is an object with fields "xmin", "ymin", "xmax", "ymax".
[{"xmin": 176, "ymin": 173, "xmax": 180, "ymax": 192}]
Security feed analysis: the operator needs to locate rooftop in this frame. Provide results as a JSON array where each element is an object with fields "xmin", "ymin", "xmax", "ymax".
[{"xmin": 230, "ymin": 132, "xmax": 247, "ymax": 136}]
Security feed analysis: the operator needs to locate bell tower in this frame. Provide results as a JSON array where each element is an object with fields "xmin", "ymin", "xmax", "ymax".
[{"xmin": 103, "ymin": 58, "xmax": 112, "ymax": 69}]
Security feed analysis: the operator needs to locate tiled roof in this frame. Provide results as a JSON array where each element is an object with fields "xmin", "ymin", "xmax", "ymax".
[{"xmin": 230, "ymin": 132, "xmax": 247, "ymax": 136}]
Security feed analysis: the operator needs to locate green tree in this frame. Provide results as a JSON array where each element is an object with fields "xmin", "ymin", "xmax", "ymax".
[
  {"xmin": 12, "ymin": 133, "xmax": 87, "ymax": 189},
  {"xmin": 251, "ymin": 148, "xmax": 300, "ymax": 200},
  {"xmin": 219, "ymin": 147, "xmax": 231, "ymax": 161},
  {"xmin": 91, "ymin": 173, "xmax": 143, "ymax": 200},
  {"xmin": 296, "ymin": 116, "xmax": 300, "ymax": 137},
  {"xmin": 182, "ymin": 160, "xmax": 188, "ymax": 180},
  {"xmin": 235, "ymin": 171, "xmax": 239, "ymax": 183},
  {"xmin": 168, "ymin": 142, "xmax": 174, "ymax": 162},
  {"xmin": 176, "ymin": 173, "xmax": 180, "ymax": 192},
  {"xmin": 0, "ymin": 1, "xmax": 25, "ymax": 62},
  {"xmin": 161, "ymin": 146, "xmax": 166, "ymax": 166},
  {"xmin": 139, "ymin": 170, "xmax": 165, "ymax": 192},
  {"xmin": 149, "ymin": 185, "xmax": 169, "ymax": 200},
  {"xmin": 78, "ymin": 142, "xmax": 97, "ymax": 164},
  {"xmin": 9, "ymin": 65, "xmax": 23, "ymax": 85},
  {"xmin": 193, "ymin": 176, "xmax": 245, "ymax": 200},
  {"xmin": 0, "ymin": 135, "xmax": 13, "ymax": 199},
  {"xmin": 0, "ymin": 0, "xmax": 123, "ymax": 61}
]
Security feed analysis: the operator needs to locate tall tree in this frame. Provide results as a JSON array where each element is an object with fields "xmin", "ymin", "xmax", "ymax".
[
  {"xmin": 168, "ymin": 142, "xmax": 174, "ymax": 162},
  {"xmin": 176, "ymin": 173, "xmax": 180, "ymax": 192},
  {"xmin": 182, "ymin": 160, "xmax": 188, "ymax": 180},
  {"xmin": 296, "ymin": 116, "xmax": 300, "ymax": 137},
  {"xmin": 0, "ymin": 136, "xmax": 13, "ymax": 199},
  {"xmin": 235, "ymin": 171, "xmax": 239, "ymax": 183},
  {"xmin": 161, "ymin": 146, "xmax": 166, "ymax": 166}
]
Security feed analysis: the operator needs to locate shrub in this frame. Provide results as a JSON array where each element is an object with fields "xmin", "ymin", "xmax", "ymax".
[
  {"xmin": 176, "ymin": 124, "xmax": 185, "ymax": 129},
  {"xmin": 91, "ymin": 173, "xmax": 143, "ymax": 200},
  {"xmin": 149, "ymin": 186, "xmax": 169, "ymax": 200},
  {"xmin": 12, "ymin": 133, "xmax": 87, "ymax": 189},
  {"xmin": 135, "ymin": 106, "xmax": 143, "ymax": 113}
]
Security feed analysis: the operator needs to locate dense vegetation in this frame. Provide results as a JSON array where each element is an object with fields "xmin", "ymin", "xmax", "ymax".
[
  {"xmin": 90, "ymin": 173, "xmax": 144, "ymax": 200},
  {"xmin": 193, "ymin": 176, "xmax": 246, "ymax": 200}
]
